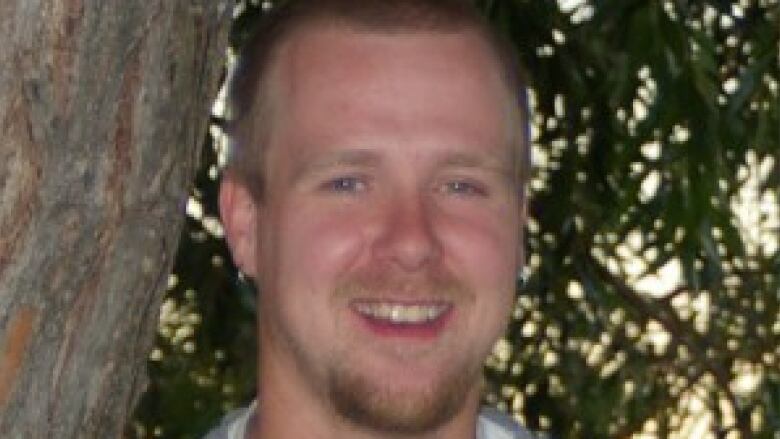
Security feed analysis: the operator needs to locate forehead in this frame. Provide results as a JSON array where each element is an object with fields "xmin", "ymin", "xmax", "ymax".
[
  {"xmin": 265, "ymin": 25, "xmax": 512, "ymax": 145},
  {"xmin": 274, "ymin": 25, "xmax": 507, "ymax": 101},
  {"xmin": 276, "ymin": 23, "xmax": 504, "ymax": 80}
]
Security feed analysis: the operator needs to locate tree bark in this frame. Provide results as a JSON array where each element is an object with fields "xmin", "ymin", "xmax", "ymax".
[{"xmin": 0, "ymin": 1, "xmax": 230, "ymax": 437}]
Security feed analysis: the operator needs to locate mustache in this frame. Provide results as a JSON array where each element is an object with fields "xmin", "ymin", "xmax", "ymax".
[{"xmin": 334, "ymin": 270, "xmax": 471, "ymax": 301}]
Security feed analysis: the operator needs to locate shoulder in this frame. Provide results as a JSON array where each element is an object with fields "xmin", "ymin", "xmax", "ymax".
[
  {"xmin": 477, "ymin": 406, "xmax": 539, "ymax": 439},
  {"xmin": 202, "ymin": 402, "xmax": 255, "ymax": 439}
]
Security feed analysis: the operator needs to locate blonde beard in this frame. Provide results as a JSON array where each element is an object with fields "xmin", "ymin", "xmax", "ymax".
[
  {"xmin": 323, "ymin": 269, "xmax": 482, "ymax": 434},
  {"xmin": 266, "ymin": 267, "xmax": 488, "ymax": 434},
  {"xmin": 326, "ymin": 350, "xmax": 481, "ymax": 435}
]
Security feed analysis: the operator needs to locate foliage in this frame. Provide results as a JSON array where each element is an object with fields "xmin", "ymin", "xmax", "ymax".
[
  {"xmin": 130, "ymin": 1, "xmax": 780, "ymax": 438},
  {"xmin": 128, "ymin": 133, "xmax": 258, "ymax": 439}
]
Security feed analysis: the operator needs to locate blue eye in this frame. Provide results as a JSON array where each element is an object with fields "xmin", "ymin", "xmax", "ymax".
[
  {"xmin": 324, "ymin": 176, "xmax": 366, "ymax": 193},
  {"xmin": 446, "ymin": 180, "xmax": 486, "ymax": 196}
]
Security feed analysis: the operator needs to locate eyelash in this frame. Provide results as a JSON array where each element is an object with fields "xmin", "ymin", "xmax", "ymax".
[
  {"xmin": 319, "ymin": 176, "xmax": 489, "ymax": 197},
  {"xmin": 444, "ymin": 180, "xmax": 488, "ymax": 197},
  {"xmin": 321, "ymin": 176, "xmax": 368, "ymax": 193}
]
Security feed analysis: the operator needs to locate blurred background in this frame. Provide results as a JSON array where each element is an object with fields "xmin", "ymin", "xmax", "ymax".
[{"xmin": 127, "ymin": 1, "xmax": 780, "ymax": 438}]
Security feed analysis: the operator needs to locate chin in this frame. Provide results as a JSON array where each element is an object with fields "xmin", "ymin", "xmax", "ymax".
[{"xmin": 326, "ymin": 358, "xmax": 479, "ymax": 435}]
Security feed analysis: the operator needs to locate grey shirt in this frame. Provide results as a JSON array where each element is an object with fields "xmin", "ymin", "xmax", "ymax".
[{"xmin": 204, "ymin": 402, "xmax": 537, "ymax": 439}]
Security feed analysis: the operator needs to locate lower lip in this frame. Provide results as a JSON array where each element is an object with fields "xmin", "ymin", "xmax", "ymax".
[{"xmin": 351, "ymin": 305, "xmax": 453, "ymax": 339}]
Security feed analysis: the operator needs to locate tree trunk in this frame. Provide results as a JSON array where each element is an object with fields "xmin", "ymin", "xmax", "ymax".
[{"xmin": 0, "ymin": 1, "xmax": 230, "ymax": 437}]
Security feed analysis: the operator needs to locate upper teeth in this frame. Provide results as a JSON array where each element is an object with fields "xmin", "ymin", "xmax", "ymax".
[{"xmin": 354, "ymin": 302, "xmax": 448, "ymax": 324}]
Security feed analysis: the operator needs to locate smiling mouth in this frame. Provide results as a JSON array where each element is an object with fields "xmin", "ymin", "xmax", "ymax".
[{"xmin": 353, "ymin": 300, "xmax": 451, "ymax": 325}]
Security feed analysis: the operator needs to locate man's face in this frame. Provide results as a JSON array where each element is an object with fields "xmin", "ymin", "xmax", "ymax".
[{"xmin": 227, "ymin": 26, "xmax": 524, "ymax": 434}]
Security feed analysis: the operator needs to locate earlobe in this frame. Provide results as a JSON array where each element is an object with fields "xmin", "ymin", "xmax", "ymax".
[{"xmin": 219, "ymin": 172, "xmax": 258, "ymax": 278}]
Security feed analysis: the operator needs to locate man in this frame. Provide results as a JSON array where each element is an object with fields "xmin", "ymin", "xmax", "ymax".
[{"xmin": 212, "ymin": 0, "xmax": 533, "ymax": 438}]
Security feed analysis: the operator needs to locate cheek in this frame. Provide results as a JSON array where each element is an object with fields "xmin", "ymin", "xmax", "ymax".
[
  {"xmin": 271, "ymin": 203, "xmax": 367, "ymax": 291},
  {"xmin": 440, "ymin": 207, "xmax": 519, "ymax": 329},
  {"xmin": 443, "ymin": 206, "xmax": 520, "ymax": 287},
  {"xmin": 257, "ymin": 203, "xmax": 368, "ymax": 342}
]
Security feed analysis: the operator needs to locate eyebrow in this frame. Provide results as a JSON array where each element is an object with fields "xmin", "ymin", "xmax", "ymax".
[
  {"xmin": 290, "ymin": 147, "xmax": 516, "ymax": 184},
  {"xmin": 438, "ymin": 150, "xmax": 515, "ymax": 181},
  {"xmin": 291, "ymin": 149, "xmax": 381, "ymax": 182}
]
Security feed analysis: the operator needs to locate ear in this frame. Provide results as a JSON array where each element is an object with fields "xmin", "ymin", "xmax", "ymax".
[{"xmin": 219, "ymin": 172, "xmax": 259, "ymax": 278}]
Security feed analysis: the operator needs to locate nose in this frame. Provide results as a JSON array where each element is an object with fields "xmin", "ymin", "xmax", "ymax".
[{"xmin": 372, "ymin": 194, "xmax": 443, "ymax": 272}]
